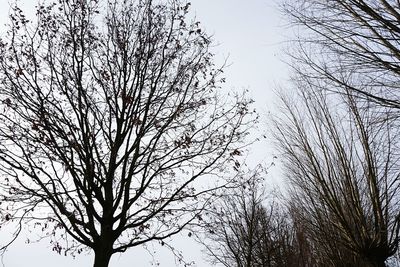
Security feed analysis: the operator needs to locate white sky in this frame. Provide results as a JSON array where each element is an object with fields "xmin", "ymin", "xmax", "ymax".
[{"xmin": 0, "ymin": 0, "xmax": 288, "ymax": 266}]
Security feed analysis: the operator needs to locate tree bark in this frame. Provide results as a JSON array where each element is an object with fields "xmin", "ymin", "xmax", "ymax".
[
  {"xmin": 373, "ymin": 260, "xmax": 386, "ymax": 267},
  {"xmin": 366, "ymin": 258, "xmax": 387, "ymax": 267},
  {"xmin": 93, "ymin": 247, "xmax": 113, "ymax": 267}
]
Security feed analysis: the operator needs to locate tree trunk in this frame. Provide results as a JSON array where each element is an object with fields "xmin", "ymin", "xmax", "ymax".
[
  {"xmin": 367, "ymin": 258, "xmax": 386, "ymax": 267},
  {"xmin": 374, "ymin": 260, "xmax": 386, "ymax": 267},
  {"xmin": 93, "ymin": 248, "xmax": 113, "ymax": 267}
]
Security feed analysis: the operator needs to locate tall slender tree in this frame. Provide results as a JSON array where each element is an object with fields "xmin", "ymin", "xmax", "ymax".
[
  {"xmin": 284, "ymin": 0, "xmax": 400, "ymax": 112},
  {"xmin": 274, "ymin": 84, "xmax": 400, "ymax": 267},
  {"xmin": 199, "ymin": 171, "xmax": 313, "ymax": 267},
  {"xmin": 281, "ymin": 1, "xmax": 400, "ymax": 265}
]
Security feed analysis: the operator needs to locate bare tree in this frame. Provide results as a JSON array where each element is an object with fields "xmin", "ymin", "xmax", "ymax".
[
  {"xmin": 199, "ymin": 171, "xmax": 313, "ymax": 267},
  {"xmin": 0, "ymin": 0, "xmax": 254, "ymax": 266},
  {"xmin": 280, "ymin": 1, "xmax": 400, "ymax": 265},
  {"xmin": 288, "ymin": 192, "xmax": 368, "ymax": 267},
  {"xmin": 273, "ymin": 82, "xmax": 400, "ymax": 267},
  {"xmin": 284, "ymin": 204, "xmax": 320, "ymax": 267},
  {"xmin": 283, "ymin": 0, "xmax": 400, "ymax": 112}
]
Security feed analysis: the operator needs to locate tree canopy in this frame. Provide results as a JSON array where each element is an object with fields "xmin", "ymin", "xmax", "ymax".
[{"xmin": 0, "ymin": 0, "xmax": 254, "ymax": 266}]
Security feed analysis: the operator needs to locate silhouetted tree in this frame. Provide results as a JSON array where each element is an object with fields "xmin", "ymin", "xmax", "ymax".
[
  {"xmin": 0, "ymin": 0, "xmax": 254, "ymax": 266},
  {"xmin": 199, "ymin": 171, "xmax": 314, "ymax": 267},
  {"xmin": 281, "ymin": 1, "xmax": 400, "ymax": 265},
  {"xmin": 284, "ymin": 0, "xmax": 400, "ymax": 112},
  {"xmin": 288, "ymin": 194, "xmax": 368, "ymax": 267},
  {"xmin": 274, "ymin": 84, "xmax": 400, "ymax": 267}
]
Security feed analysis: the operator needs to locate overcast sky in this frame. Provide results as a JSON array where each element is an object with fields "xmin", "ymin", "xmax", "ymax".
[{"xmin": 0, "ymin": 0, "xmax": 288, "ymax": 266}]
